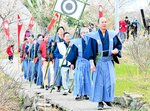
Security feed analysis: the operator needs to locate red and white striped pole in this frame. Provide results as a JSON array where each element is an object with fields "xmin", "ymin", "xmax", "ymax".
[
  {"xmin": 47, "ymin": 12, "xmax": 59, "ymax": 32},
  {"xmin": 97, "ymin": 4, "xmax": 103, "ymax": 27},
  {"xmin": 3, "ymin": 20, "xmax": 11, "ymax": 40},
  {"xmin": 28, "ymin": 17, "xmax": 35, "ymax": 30},
  {"xmin": 18, "ymin": 14, "xmax": 23, "ymax": 52},
  {"xmin": 99, "ymin": 4, "xmax": 103, "ymax": 19}
]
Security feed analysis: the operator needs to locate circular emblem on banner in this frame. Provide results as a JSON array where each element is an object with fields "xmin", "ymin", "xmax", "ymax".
[{"xmin": 61, "ymin": 0, "xmax": 77, "ymax": 15}]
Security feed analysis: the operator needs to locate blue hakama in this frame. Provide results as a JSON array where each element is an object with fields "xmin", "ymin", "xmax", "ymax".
[{"xmin": 84, "ymin": 29, "xmax": 122, "ymax": 102}]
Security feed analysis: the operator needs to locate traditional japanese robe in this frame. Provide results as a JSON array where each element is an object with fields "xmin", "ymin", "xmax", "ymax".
[
  {"xmin": 34, "ymin": 40, "xmax": 43, "ymax": 86},
  {"xmin": 20, "ymin": 42, "xmax": 28, "ymax": 79},
  {"xmin": 84, "ymin": 29, "xmax": 122, "ymax": 102},
  {"xmin": 52, "ymin": 36, "xmax": 64, "ymax": 87},
  {"xmin": 66, "ymin": 38, "xmax": 91, "ymax": 97},
  {"xmin": 53, "ymin": 41, "xmax": 70, "ymax": 90},
  {"xmin": 25, "ymin": 43, "xmax": 34, "ymax": 81}
]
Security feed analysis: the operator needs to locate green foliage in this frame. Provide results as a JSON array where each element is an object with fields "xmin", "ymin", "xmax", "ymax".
[
  {"xmin": 65, "ymin": 17, "xmax": 78, "ymax": 27},
  {"xmin": 23, "ymin": 0, "xmax": 53, "ymax": 28},
  {"xmin": 65, "ymin": 17, "xmax": 85, "ymax": 27}
]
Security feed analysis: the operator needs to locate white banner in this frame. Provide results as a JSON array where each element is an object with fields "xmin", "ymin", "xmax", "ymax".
[
  {"xmin": 57, "ymin": 42, "xmax": 70, "ymax": 66},
  {"xmin": 54, "ymin": 0, "xmax": 85, "ymax": 20}
]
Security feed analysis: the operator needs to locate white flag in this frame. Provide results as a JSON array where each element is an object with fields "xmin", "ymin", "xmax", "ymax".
[{"xmin": 54, "ymin": 0, "xmax": 85, "ymax": 20}]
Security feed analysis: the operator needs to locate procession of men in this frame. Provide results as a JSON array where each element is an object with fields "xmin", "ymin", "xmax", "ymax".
[
  {"xmin": 2, "ymin": 0, "xmax": 125, "ymax": 110},
  {"xmin": 18, "ymin": 16, "xmax": 122, "ymax": 110},
  {"xmin": 2, "ymin": 0, "xmax": 150, "ymax": 110}
]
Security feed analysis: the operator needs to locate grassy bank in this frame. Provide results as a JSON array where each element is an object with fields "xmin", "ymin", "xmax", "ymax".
[{"xmin": 115, "ymin": 63, "xmax": 150, "ymax": 104}]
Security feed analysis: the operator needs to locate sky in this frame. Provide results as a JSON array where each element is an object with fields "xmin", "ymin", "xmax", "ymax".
[
  {"xmin": 89, "ymin": 0, "xmax": 149, "ymax": 12},
  {"xmin": 123, "ymin": 0, "xmax": 149, "ymax": 12}
]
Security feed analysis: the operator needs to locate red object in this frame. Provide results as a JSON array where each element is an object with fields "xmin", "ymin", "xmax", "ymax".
[
  {"xmin": 3, "ymin": 20, "xmax": 10, "ymax": 40},
  {"xmin": 119, "ymin": 20, "xmax": 127, "ymax": 32},
  {"xmin": 99, "ymin": 5, "xmax": 103, "ymax": 18},
  {"xmin": 6, "ymin": 45, "xmax": 13, "ymax": 56},
  {"xmin": 28, "ymin": 17, "xmax": 35, "ymax": 30},
  {"xmin": 47, "ymin": 13, "xmax": 59, "ymax": 31},
  {"xmin": 18, "ymin": 15, "xmax": 23, "ymax": 52},
  {"xmin": 40, "ymin": 41, "xmax": 47, "ymax": 58}
]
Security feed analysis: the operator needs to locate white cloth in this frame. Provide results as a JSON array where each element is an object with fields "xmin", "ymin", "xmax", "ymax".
[{"xmin": 57, "ymin": 42, "xmax": 71, "ymax": 66}]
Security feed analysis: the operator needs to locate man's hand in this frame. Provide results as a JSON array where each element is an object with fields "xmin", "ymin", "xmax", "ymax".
[
  {"xmin": 89, "ymin": 60, "xmax": 96, "ymax": 72},
  {"xmin": 91, "ymin": 65, "xmax": 96, "ymax": 72},
  {"xmin": 52, "ymin": 59, "xmax": 54, "ymax": 63},
  {"xmin": 42, "ymin": 57, "xmax": 46, "ymax": 61},
  {"xmin": 33, "ymin": 57, "xmax": 38, "ymax": 63},
  {"xmin": 63, "ymin": 56, "xmax": 66, "ymax": 60},
  {"xmin": 52, "ymin": 42, "xmax": 55, "ymax": 46},
  {"xmin": 70, "ymin": 64, "xmax": 74, "ymax": 70},
  {"xmin": 19, "ymin": 59, "xmax": 22, "ymax": 64},
  {"xmin": 49, "ymin": 53, "xmax": 53, "ymax": 59},
  {"xmin": 112, "ymin": 48, "xmax": 119, "ymax": 55}
]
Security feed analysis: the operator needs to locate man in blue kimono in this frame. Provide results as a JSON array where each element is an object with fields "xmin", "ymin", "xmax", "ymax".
[
  {"xmin": 53, "ymin": 32, "xmax": 71, "ymax": 95},
  {"xmin": 20, "ymin": 38, "xmax": 28, "ymax": 80},
  {"xmin": 66, "ymin": 29, "xmax": 91, "ymax": 100},
  {"xmin": 34, "ymin": 34, "xmax": 44, "ymax": 86},
  {"xmin": 52, "ymin": 26, "xmax": 65, "ymax": 92},
  {"xmin": 25, "ymin": 36, "xmax": 34, "ymax": 81},
  {"xmin": 84, "ymin": 17, "xmax": 122, "ymax": 110}
]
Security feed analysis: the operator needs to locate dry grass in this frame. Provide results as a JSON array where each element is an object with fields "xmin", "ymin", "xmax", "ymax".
[{"xmin": 0, "ymin": 72, "xmax": 20, "ymax": 111}]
